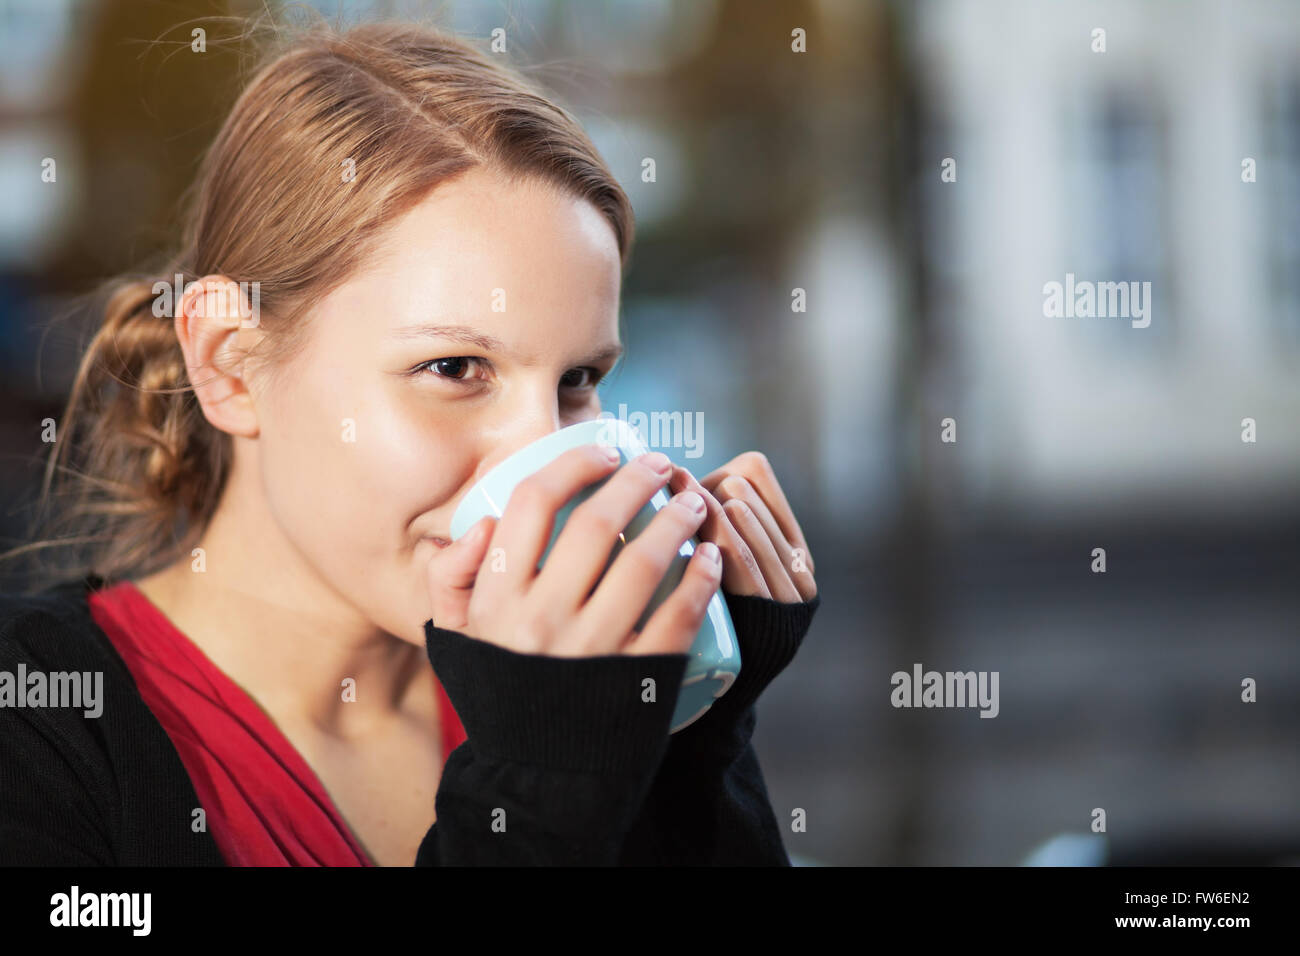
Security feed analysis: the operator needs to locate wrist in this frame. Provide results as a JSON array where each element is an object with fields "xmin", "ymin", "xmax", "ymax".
[
  {"xmin": 717, "ymin": 590, "xmax": 820, "ymax": 714},
  {"xmin": 424, "ymin": 621, "xmax": 689, "ymax": 775},
  {"xmin": 666, "ymin": 591, "xmax": 820, "ymax": 758}
]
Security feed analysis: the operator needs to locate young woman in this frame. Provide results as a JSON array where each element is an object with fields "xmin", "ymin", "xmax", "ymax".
[{"xmin": 0, "ymin": 18, "xmax": 819, "ymax": 866}]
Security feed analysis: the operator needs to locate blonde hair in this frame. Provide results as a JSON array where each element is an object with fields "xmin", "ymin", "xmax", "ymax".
[{"xmin": 6, "ymin": 13, "xmax": 634, "ymax": 593}]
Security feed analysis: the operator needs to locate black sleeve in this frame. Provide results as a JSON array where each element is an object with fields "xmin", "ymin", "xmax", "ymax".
[
  {"xmin": 617, "ymin": 592, "xmax": 821, "ymax": 865},
  {"xmin": 0, "ymin": 633, "xmax": 116, "ymax": 866},
  {"xmin": 415, "ymin": 624, "xmax": 691, "ymax": 865},
  {"xmin": 0, "ymin": 707, "xmax": 115, "ymax": 865},
  {"xmin": 415, "ymin": 592, "xmax": 820, "ymax": 867}
]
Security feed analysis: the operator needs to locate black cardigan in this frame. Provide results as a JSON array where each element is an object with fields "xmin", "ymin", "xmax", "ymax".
[{"xmin": 0, "ymin": 574, "xmax": 819, "ymax": 866}]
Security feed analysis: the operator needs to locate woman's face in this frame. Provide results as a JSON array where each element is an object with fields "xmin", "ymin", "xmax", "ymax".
[{"xmin": 253, "ymin": 167, "xmax": 625, "ymax": 646}]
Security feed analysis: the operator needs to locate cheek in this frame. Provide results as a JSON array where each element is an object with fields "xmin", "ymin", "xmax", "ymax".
[
  {"xmin": 261, "ymin": 369, "xmax": 470, "ymax": 556},
  {"xmin": 258, "ymin": 370, "xmax": 364, "ymax": 548},
  {"xmin": 256, "ymin": 366, "xmax": 480, "ymax": 643},
  {"xmin": 362, "ymin": 395, "xmax": 471, "ymax": 521}
]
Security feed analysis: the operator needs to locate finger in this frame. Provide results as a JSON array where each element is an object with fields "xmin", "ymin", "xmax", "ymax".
[
  {"xmin": 426, "ymin": 515, "xmax": 495, "ymax": 631},
  {"xmin": 702, "ymin": 453, "xmax": 814, "ymax": 575},
  {"xmin": 698, "ymin": 468, "xmax": 725, "ymax": 494},
  {"xmin": 626, "ymin": 542, "xmax": 723, "ymax": 656},
  {"xmin": 669, "ymin": 465, "xmax": 768, "ymax": 598},
  {"xmin": 536, "ymin": 450, "xmax": 674, "ymax": 616},
  {"xmin": 477, "ymin": 443, "xmax": 622, "ymax": 606},
  {"xmin": 717, "ymin": 475, "xmax": 815, "ymax": 601},
  {"xmin": 571, "ymin": 487, "xmax": 709, "ymax": 656},
  {"xmin": 703, "ymin": 458, "xmax": 814, "ymax": 575},
  {"xmin": 720, "ymin": 491, "xmax": 802, "ymax": 603}
]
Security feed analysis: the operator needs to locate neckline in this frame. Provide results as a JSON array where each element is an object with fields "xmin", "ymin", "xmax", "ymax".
[{"xmin": 87, "ymin": 576, "xmax": 380, "ymax": 867}]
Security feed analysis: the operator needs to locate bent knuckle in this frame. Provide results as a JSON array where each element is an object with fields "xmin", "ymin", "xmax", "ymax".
[
  {"xmin": 509, "ymin": 475, "xmax": 557, "ymax": 514},
  {"xmin": 513, "ymin": 609, "xmax": 553, "ymax": 653},
  {"xmin": 621, "ymin": 540, "xmax": 671, "ymax": 582},
  {"xmin": 721, "ymin": 474, "xmax": 754, "ymax": 500},
  {"xmin": 462, "ymin": 606, "xmax": 485, "ymax": 638},
  {"xmin": 571, "ymin": 501, "xmax": 624, "ymax": 541},
  {"xmin": 736, "ymin": 542, "xmax": 762, "ymax": 578},
  {"xmin": 737, "ymin": 450, "xmax": 773, "ymax": 480},
  {"xmin": 514, "ymin": 625, "xmax": 546, "ymax": 654},
  {"xmin": 667, "ymin": 591, "xmax": 708, "ymax": 630}
]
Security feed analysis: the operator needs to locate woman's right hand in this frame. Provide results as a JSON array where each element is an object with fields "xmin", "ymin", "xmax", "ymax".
[{"xmin": 426, "ymin": 444, "xmax": 722, "ymax": 657}]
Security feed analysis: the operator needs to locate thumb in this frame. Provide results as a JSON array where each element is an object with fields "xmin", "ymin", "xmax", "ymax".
[{"xmin": 426, "ymin": 516, "xmax": 495, "ymax": 632}]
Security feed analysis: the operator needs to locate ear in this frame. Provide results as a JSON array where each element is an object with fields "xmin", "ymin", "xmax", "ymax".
[{"xmin": 173, "ymin": 275, "xmax": 264, "ymax": 439}]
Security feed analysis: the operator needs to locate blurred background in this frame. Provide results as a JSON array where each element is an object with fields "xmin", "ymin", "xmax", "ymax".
[{"xmin": 0, "ymin": 0, "xmax": 1296, "ymax": 865}]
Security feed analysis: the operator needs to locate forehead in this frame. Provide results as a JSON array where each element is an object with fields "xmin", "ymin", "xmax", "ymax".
[{"xmin": 351, "ymin": 167, "xmax": 622, "ymax": 344}]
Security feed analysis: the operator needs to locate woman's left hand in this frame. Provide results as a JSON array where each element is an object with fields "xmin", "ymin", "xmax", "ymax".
[{"xmin": 665, "ymin": 452, "xmax": 817, "ymax": 604}]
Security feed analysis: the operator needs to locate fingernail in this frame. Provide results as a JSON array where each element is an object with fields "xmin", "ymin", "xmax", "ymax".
[
  {"xmin": 697, "ymin": 541, "xmax": 721, "ymax": 565},
  {"xmin": 674, "ymin": 490, "xmax": 706, "ymax": 514},
  {"xmin": 599, "ymin": 444, "xmax": 621, "ymax": 462},
  {"xmin": 726, "ymin": 497, "xmax": 750, "ymax": 516},
  {"xmin": 640, "ymin": 451, "xmax": 671, "ymax": 474},
  {"xmin": 721, "ymin": 475, "xmax": 748, "ymax": 496}
]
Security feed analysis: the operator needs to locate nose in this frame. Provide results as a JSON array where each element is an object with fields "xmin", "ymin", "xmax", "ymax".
[{"xmin": 472, "ymin": 400, "xmax": 566, "ymax": 481}]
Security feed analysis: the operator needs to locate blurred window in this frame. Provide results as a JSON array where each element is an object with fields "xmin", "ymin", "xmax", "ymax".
[{"xmin": 1066, "ymin": 91, "xmax": 1172, "ymax": 355}]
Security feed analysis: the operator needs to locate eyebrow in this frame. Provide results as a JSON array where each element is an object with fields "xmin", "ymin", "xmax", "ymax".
[{"xmin": 390, "ymin": 323, "xmax": 624, "ymax": 365}]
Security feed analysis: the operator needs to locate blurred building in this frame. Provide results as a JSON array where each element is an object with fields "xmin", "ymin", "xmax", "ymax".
[{"xmin": 908, "ymin": 0, "xmax": 1300, "ymax": 525}]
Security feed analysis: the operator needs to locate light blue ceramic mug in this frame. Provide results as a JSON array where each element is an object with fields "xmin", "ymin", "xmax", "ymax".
[{"xmin": 449, "ymin": 417, "xmax": 740, "ymax": 733}]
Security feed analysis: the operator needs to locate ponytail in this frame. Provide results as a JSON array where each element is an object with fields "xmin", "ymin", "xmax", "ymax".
[{"xmin": 3, "ymin": 270, "xmax": 231, "ymax": 591}]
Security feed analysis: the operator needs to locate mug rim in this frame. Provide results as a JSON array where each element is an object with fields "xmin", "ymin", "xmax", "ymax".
[{"xmin": 450, "ymin": 417, "xmax": 647, "ymax": 539}]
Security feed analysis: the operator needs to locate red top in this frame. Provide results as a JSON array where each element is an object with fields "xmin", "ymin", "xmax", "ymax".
[{"xmin": 87, "ymin": 580, "xmax": 467, "ymax": 866}]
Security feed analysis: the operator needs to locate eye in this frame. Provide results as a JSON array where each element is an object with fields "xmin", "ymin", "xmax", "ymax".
[
  {"xmin": 561, "ymin": 367, "xmax": 606, "ymax": 390},
  {"xmin": 410, "ymin": 356, "xmax": 488, "ymax": 382},
  {"xmin": 407, "ymin": 357, "xmax": 609, "ymax": 391}
]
